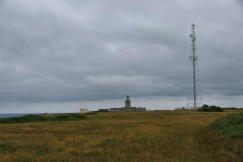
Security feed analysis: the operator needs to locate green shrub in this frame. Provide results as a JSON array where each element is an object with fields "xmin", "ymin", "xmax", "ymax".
[
  {"xmin": 85, "ymin": 111, "xmax": 98, "ymax": 115},
  {"xmin": 0, "ymin": 114, "xmax": 87, "ymax": 124},
  {"xmin": 54, "ymin": 114, "xmax": 86, "ymax": 121},
  {"xmin": 209, "ymin": 113, "xmax": 243, "ymax": 138},
  {"xmin": 198, "ymin": 104, "xmax": 224, "ymax": 112}
]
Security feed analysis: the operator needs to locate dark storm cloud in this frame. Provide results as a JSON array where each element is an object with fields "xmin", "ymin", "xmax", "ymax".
[{"xmin": 0, "ymin": 0, "xmax": 242, "ymax": 106}]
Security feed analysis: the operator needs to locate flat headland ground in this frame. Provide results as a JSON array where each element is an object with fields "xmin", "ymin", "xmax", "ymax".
[{"xmin": 0, "ymin": 110, "xmax": 242, "ymax": 162}]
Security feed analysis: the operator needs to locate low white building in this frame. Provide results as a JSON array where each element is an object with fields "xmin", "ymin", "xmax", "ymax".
[{"xmin": 80, "ymin": 108, "xmax": 90, "ymax": 113}]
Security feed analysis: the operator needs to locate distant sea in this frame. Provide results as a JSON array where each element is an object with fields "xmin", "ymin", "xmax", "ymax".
[{"xmin": 0, "ymin": 113, "xmax": 37, "ymax": 118}]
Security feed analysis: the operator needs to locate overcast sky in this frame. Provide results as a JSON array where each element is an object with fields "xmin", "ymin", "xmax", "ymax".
[{"xmin": 0, "ymin": 0, "xmax": 243, "ymax": 113}]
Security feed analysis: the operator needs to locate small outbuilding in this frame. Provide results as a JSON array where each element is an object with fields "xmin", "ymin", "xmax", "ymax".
[{"xmin": 80, "ymin": 108, "xmax": 90, "ymax": 113}]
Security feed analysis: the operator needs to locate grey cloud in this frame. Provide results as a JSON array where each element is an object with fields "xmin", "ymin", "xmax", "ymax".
[{"xmin": 0, "ymin": 0, "xmax": 242, "ymax": 109}]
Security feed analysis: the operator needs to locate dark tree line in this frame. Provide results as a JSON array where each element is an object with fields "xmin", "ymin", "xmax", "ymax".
[{"xmin": 198, "ymin": 104, "xmax": 224, "ymax": 112}]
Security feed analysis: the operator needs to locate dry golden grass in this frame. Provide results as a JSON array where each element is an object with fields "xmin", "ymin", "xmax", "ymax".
[{"xmin": 0, "ymin": 110, "xmax": 242, "ymax": 162}]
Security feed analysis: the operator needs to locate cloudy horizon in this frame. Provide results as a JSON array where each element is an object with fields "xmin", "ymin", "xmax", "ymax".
[{"xmin": 0, "ymin": 0, "xmax": 243, "ymax": 113}]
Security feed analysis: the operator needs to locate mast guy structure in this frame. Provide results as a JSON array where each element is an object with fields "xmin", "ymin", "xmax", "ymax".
[{"xmin": 190, "ymin": 24, "xmax": 198, "ymax": 109}]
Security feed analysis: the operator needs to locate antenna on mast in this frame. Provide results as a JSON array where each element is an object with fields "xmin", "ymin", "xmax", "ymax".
[{"xmin": 190, "ymin": 24, "xmax": 198, "ymax": 109}]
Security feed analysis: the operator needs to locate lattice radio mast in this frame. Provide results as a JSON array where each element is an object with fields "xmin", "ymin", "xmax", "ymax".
[{"xmin": 190, "ymin": 24, "xmax": 198, "ymax": 109}]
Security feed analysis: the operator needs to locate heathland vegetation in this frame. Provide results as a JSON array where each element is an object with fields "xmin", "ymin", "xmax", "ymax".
[
  {"xmin": 0, "ymin": 114, "xmax": 86, "ymax": 124},
  {"xmin": 209, "ymin": 113, "xmax": 243, "ymax": 138},
  {"xmin": 0, "ymin": 110, "xmax": 242, "ymax": 162}
]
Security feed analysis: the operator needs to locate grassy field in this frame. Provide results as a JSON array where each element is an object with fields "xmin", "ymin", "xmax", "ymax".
[{"xmin": 0, "ymin": 110, "xmax": 242, "ymax": 162}]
